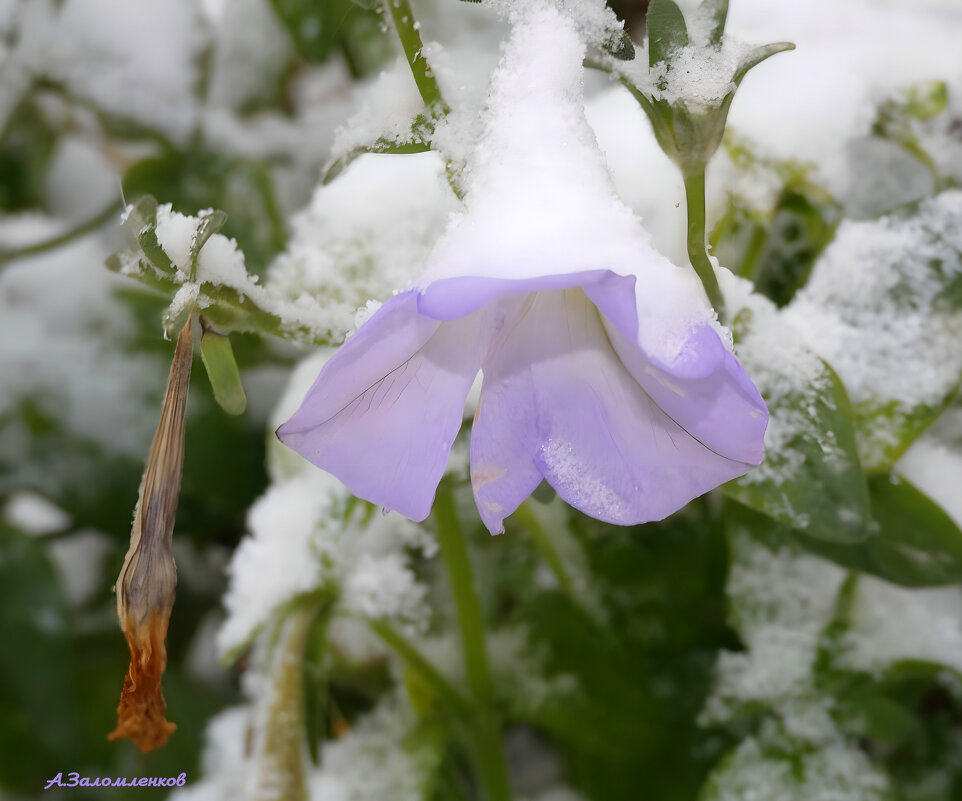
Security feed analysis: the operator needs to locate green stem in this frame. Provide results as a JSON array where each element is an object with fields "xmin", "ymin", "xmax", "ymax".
[
  {"xmin": 0, "ymin": 202, "xmax": 122, "ymax": 267},
  {"xmin": 434, "ymin": 486, "xmax": 512, "ymax": 801},
  {"xmin": 369, "ymin": 619, "xmax": 473, "ymax": 717},
  {"xmin": 253, "ymin": 604, "xmax": 318, "ymax": 801},
  {"xmin": 382, "ymin": 0, "xmax": 448, "ymax": 113},
  {"xmin": 513, "ymin": 501, "xmax": 575, "ymax": 600},
  {"xmin": 682, "ymin": 167, "xmax": 726, "ymax": 319}
]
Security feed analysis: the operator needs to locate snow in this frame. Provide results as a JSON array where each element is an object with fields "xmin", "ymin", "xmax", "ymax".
[
  {"xmin": 897, "ymin": 436, "xmax": 962, "ymax": 530},
  {"xmin": 419, "ymin": 2, "xmax": 715, "ymax": 367},
  {"xmin": 724, "ymin": 0, "xmax": 962, "ymax": 194},
  {"xmin": 705, "ymin": 733, "xmax": 890, "ymax": 801},
  {"xmin": 12, "ymin": 0, "xmax": 203, "ymax": 143},
  {"xmin": 702, "ymin": 533, "xmax": 847, "ymax": 736},
  {"xmin": 1, "ymin": 491, "xmax": 70, "ymax": 534},
  {"xmin": 329, "ymin": 60, "xmax": 428, "ymax": 160},
  {"xmin": 218, "ymin": 428, "xmax": 436, "ymax": 654},
  {"xmin": 307, "ymin": 695, "xmax": 441, "ymax": 801},
  {"xmin": 267, "ymin": 151, "xmax": 458, "ymax": 342},
  {"xmin": 841, "ymin": 577, "xmax": 962, "ymax": 675},
  {"xmin": 217, "ymin": 471, "xmax": 340, "ymax": 655},
  {"xmin": 0, "ymin": 225, "xmax": 163, "ymax": 469}
]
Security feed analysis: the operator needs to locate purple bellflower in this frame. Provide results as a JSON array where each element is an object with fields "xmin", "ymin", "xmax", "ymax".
[{"xmin": 277, "ymin": 3, "xmax": 768, "ymax": 535}]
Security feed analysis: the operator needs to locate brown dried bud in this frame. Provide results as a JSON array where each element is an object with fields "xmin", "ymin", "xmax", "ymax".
[{"xmin": 109, "ymin": 318, "xmax": 192, "ymax": 752}]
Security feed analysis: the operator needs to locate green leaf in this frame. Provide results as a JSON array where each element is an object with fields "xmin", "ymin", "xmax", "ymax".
[
  {"xmin": 188, "ymin": 210, "xmax": 228, "ymax": 280},
  {"xmin": 749, "ymin": 186, "xmax": 842, "ymax": 307},
  {"xmin": 732, "ymin": 42, "xmax": 796, "ymax": 88},
  {"xmin": 127, "ymin": 195, "xmax": 174, "ymax": 274},
  {"xmin": 854, "ymin": 395, "xmax": 955, "ymax": 474},
  {"xmin": 0, "ymin": 98, "xmax": 60, "ymax": 212},
  {"xmin": 322, "ymin": 137, "xmax": 432, "ymax": 185},
  {"xmin": 200, "ymin": 329, "xmax": 247, "ymax": 416},
  {"xmin": 725, "ymin": 356, "xmax": 870, "ymax": 543},
  {"xmin": 903, "ymin": 81, "xmax": 949, "ymax": 122},
  {"xmin": 795, "ymin": 475, "xmax": 962, "ymax": 586},
  {"xmin": 604, "ymin": 30, "xmax": 636, "ymax": 61},
  {"xmin": 701, "ymin": 0, "xmax": 729, "ymax": 45},
  {"xmin": 647, "ymin": 0, "xmax": 689, "ymax": 67}
]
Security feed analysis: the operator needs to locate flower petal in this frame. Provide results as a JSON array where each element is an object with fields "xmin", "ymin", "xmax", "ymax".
[
  {"xmin": 586, "ymin": 274, "xmax": 768, "ymax": 465},
  {"xmin": 277, "ymin": 291, "xmax": 483, "ymax": 520},
  {"xmin": 473, "ymin": 288, "xmax": 758, "ymax": 532}
]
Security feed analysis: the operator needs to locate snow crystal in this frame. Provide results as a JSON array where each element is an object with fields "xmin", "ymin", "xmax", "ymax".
[
  {"xmin": 219, "ymin": 414, "xmax": 437, "ymax": 655},
  {"xmin": 628, "ymin": 43, "xmax": 743, "ymax": 107},
  {"xmin": 341, "ymin": 553, "xmax": 428, "ymax": 627}
]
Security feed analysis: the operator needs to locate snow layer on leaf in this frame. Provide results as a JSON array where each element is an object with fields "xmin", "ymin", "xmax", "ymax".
[
  {"xmin": 626, "ymin": 42, "xmax": 744, "ymax": 106},
  {"xmin": 13, "ymin": 0, "xmax": 202, "ymax": 143},
  {"xmin": 703, "ymin": 533, "xmax": 846, "ymax": 737},
  {"xmin": 725, "ymin": 0, "xmax": 962, "ymax": 193},
  {"xmin": 705, "ymin": 734, "xmax": 891, "ymax": 801},
  {"xmin": 420, "ymin": 2, "xmax": 713, "ymax": 366},
  {"xmin": 896, "ymin": 437, "xmax": 962, "ymax": 530},
  {"xmin": 785, "ymin": 191, "xmax": 962, "ymax": 468},
  {"xmin": 204, "ymin": 0, "xmax": 292, "ymax": 111},
  {"xmin": 718, "ymin": 272, "xmax": 830, "ymax": 496},
  {"xmin": 330, "ymin": 60, "xmax": 428, "ymax": 160},
  {"xmin": 840, "ymin": 577, "xmax": 962, "ymax": 675}
]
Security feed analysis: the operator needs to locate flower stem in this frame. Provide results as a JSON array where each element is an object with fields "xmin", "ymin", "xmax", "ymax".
[
  {"xmin": 0, "ymin": 201, "xmax": 122, "ymax": 268},
  {"xmin": 382, "ymin": 0, "xmax": 448, "ymax": 113},
  {"xmin": 513, "ymin": 501, "xmax": 575, "ymax": 600},
  {"xmin": 434, "ymin": 486, "xmax": 512, "ymax": 801},
  {"xmin": 682, "ymin": 166, "xmax": 726, "ymax": 319},
  {"xmin": 369, "ymin": 619, "xmax": 473, "ymax": 717}
]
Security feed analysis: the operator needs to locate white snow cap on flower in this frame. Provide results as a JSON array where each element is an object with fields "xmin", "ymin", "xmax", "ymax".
[{"xmin": 420, "ymin": 0, "xmax": 714, "ymax": 366}]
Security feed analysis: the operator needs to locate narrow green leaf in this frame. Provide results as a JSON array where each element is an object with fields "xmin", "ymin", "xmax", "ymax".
[
  {"xmin": 701, "ymin": 0, "xmax": 729, "ymax": 45},
  {"xmin": 732, "ymin": 42, "xmax": 795, "ymax": 88},
  {"xmin": 129, "ymin": 195, "xmax": 174, "ymax": 274},
  {"xmin": 200, "ymin": 329, "xmax": 247, "ymax": 416},
  {"xmin": 188, "ymin": 209, "xmax": 228, "ymax": 281},
  {"xmin": 647, "ymin": 0, "xmax": 689, "ymax": 67},
  {"xmin": 322, "ymin": 138, "xmax": 432, "ymax": 185}
]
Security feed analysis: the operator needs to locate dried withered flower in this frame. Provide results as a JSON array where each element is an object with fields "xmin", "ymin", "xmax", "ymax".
[{"xmin": 109, "ymin": 318, "xmax": 193, "ymax": 752}]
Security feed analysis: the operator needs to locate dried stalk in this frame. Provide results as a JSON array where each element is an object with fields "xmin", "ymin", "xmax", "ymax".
[{"xmin": 109, "ymin": 318, "xmax": 193, "ymax": 752}]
